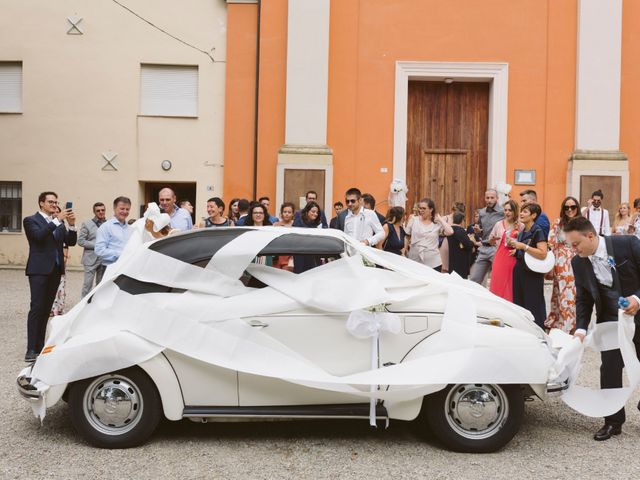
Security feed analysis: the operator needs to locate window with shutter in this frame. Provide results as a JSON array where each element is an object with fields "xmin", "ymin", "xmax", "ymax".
[
  {"xmin": 0, "ymin": 182, "xmax": 22, "ymax": 232},
  {"xmin": 0, "ymin": 62, "xmax": 22, "ymax": 113},
  {"xmin": 139, "ymin": 64, "xmax": 198, "ymax": 117}
]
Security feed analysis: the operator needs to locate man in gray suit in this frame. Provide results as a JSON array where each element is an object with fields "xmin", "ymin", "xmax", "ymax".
[{"xmin": 78, "ymin": 202, "xmax": 107, "ymax": 297}]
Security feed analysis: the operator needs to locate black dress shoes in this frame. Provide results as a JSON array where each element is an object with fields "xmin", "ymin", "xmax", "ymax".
[
  {"xmin": 24, "ymin": 350, "xmax": 38, "ymax": 363},
  {"xmin": 593, "ymin": 424, "xmax": 622, "ymax": 441}
]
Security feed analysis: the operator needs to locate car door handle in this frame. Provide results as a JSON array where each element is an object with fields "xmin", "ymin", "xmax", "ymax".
[{"xmin": 248, "ymin": 319, "xmax": 269, "ymax": 328}]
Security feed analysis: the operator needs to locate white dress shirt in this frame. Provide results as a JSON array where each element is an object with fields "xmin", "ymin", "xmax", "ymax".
[
  {"xmin": 584, "ymin": 206, "xmax": 611, "ymax": 236},
  {"xmin": 343, "ymin": 207, "xmax": 385, "ymax": 246}
]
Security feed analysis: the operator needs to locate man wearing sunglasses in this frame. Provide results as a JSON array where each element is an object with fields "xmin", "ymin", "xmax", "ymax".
[
  {"xmin": 78, "ymin": 202, "xmax": 107, "ymax": 297},
  {"xmin": 335, "ymin": 187, "xmax": 384, "ymax": 246},
  {"xmin": 582, "ymin": 189, "xmax": 611, "ymax": 236}
]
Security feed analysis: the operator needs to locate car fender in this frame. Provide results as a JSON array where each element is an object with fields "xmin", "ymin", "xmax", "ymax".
[
  {"xmin": 138, "ymin": 353, "xmax": 184, "ymax": 421},
  {"xmin": 385, "ymin": 325, "xmax": 552, "ymax": 420}
]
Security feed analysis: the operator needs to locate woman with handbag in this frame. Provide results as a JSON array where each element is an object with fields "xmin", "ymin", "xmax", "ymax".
[{"xmin": 507, "ymin": 203, "xmax": 549, "ymax": 329}]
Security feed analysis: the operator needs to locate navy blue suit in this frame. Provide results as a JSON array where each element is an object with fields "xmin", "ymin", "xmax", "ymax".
[{"xmin": 24, "ymin": 212, "xmax": 77, "ymax": 352}]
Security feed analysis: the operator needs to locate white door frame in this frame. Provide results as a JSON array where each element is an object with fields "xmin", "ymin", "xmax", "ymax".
[{"xmin": 393, "ymin": 61, "xmax": 509, "ymax": 190}]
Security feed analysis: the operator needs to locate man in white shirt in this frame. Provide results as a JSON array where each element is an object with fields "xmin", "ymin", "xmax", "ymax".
[
  {"xmin": 336, "ymin": 187, "xmax": 384, "ymax": 246},
  {"xmin": 582, "ymin": 189, "xmax": 611, "ymax": 236}
]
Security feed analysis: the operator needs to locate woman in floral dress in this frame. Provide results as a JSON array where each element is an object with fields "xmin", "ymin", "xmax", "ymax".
[{"xmin": 545, "ymin": 196, "xmax": 582, "ymax": 333}]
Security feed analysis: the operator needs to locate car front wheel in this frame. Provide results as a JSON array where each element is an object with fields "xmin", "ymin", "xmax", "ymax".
[
  {"xmin": 68, "ymin": 367, "xmax": 162, "ymax": 448},
  {"xmin": 419, "ymin": 383, "xmax": 524, "ymax": 453}
]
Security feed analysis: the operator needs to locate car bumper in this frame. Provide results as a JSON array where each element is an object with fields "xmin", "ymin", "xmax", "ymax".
[
  {"xmin": 16, "ymin": 374, "xmax": 43, "ymax": 403},
  {"xmin": 545, "ymin": 379, "xmax": 569, "ymax": 397}
]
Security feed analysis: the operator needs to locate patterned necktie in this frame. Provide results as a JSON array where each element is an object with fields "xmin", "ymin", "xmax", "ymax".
[{"xmin": 591, "ymin": 255, "xmax": 613, "ymax": 287}]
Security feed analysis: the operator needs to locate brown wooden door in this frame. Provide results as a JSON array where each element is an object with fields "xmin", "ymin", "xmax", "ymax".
[
  {"xmin": 407, "ymin": 81, "xmax": 488, "ymax": 220},
  {"xmin": 283, "ymin": 169, "xmax": 325, "ymax": 210},
  {"xmin": 580, "ymin": 175, "xmax": 621, "ymax": 220}
]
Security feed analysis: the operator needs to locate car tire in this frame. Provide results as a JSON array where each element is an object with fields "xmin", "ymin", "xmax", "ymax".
[
  {"xmin": 68, "ymin": 366, "xmax": 162, "ymax": 448},
  {"xmin": 418, "ymin": 383, "xmax": 524, "ymax": 453}
]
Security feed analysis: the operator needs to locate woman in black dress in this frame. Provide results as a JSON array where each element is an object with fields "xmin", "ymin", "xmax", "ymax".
[
  {"xmin": 446, "ymin": 212, "xmax": 475, "ymax": 278},
  {"xmin": 507, "ymin": 203, "xmax": 549, "ymax": 328},
  {"xmin": 381, "ymin": 207, "xmax": 407, "ymax": 255},
  {"xmin": 292, "ymin": 201, "xmax": 323, "ymax": 273}
]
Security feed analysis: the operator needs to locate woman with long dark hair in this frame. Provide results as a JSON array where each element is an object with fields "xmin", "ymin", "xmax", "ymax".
[
  {"xmin": 292, "ymin": 201, "xmax": 323, "ymax": 273},
  {"xmin": 227, "ymin": 198, "xmax": 240, "ymax": 225},
  {"xmin": 381, "ymin": 206, "xmax": 407, "ymax": 256},
  {"xmin": 545, "ymin": 196, "xmax": 581, "ymax": 333}
]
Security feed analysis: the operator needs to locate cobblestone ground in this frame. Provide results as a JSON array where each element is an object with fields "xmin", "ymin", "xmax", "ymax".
[{"xmin": 1, "ymin": 269, "xmax": 639, "ymax": 479}]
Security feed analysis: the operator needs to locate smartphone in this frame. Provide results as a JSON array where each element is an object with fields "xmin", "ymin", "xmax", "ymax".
[{"xmin": 65, "ymin": 201, "xmax": 73, "ymax": 210}]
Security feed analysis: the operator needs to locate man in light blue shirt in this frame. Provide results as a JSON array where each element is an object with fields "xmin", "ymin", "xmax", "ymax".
[
  {"xmin": 95, "ymin": 196, "xmax": 132, "ymax": 266},
  {"xmin": 159, "ymin": 187, "xmax": 193, "ymax": 231}
]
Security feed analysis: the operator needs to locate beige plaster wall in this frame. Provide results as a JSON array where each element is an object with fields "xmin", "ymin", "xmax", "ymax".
[{"xmin": 0, "ymin": 0, "xmax": 227, "ymax": 267}]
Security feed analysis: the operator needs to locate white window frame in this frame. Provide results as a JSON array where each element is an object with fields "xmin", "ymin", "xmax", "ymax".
[{"xmin": 393, "ymin": 61, "xmax": 509, "ymax": 190}]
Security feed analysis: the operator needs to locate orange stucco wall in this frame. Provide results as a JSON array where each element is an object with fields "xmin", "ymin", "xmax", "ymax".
[
  {"xmin": 224, "ymin": 0, "xmax": 288, "ymax": 204},
  {"xmin": 223, "ymin": 4, "xmax": 258, "ymax": 202},
  {"xmin": 225, "ymin": 1, "xmax": 639, "ymax": 216},
  {"xmin": 621, "ymin": 0, "xmax": 640, "ymax": 203},
  {"xmin": 327, "ymin": 0, "xmax": 578, "ymax": 213}
]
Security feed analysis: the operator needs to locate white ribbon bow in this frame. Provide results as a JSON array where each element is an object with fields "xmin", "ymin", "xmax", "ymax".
[{"xmin": 346, "ymin": 310, "xmax": 401, "ymax": 426}]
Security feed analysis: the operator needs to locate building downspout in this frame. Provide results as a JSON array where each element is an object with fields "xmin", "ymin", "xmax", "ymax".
[{"xmin": 252, "ymin": 0, "xmax": 261, "ymax": 200}]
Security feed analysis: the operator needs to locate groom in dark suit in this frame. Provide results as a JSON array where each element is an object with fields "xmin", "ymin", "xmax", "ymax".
[
  {"xmin": 564, "ymin": 216, "xmax": 640, "ymax": 441},
  {"xmin": 23, "ymin": 191, "xmax": 77, "ymax": 362}
]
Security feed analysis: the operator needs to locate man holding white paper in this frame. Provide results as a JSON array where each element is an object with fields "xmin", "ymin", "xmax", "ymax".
[{"xmin": 565, "ymin": 216, "xmax": 640, "ymax": 441}]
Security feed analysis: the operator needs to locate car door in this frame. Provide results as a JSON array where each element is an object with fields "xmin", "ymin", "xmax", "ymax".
[{"xmin": 237, "ymin": 312, "xmax": 373, "ymax": 406}]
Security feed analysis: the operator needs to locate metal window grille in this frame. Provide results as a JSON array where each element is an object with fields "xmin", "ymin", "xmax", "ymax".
[{"xmin": 0, "ymin": 182, "xmax": 22, "ymax": 232}]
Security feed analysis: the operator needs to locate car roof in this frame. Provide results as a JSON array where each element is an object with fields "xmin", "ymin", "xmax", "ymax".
[{"xmin": 148, "ymin": 228, "xmax": 346, "ymax": 264}]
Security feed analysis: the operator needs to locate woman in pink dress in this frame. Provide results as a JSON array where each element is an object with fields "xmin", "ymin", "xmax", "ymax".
[{"xmin": 488, "ymin": 199, "xmax": 522, "ymax": 302}]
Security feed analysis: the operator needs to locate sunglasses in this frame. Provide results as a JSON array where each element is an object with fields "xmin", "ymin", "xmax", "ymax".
[
  {"xmin": 345, "ymin": 199, "xmax": 358, "ymax": 204},
  {"xmin": 564, "ymin": 205, "xmax": 578, "ymax": 211}
]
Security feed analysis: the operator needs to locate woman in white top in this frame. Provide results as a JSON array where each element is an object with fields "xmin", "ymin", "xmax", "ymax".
[
  {"xmin": 612, "ymin": 202, "xmax": 633, "ymax": 235},
  {"xmin": 405, "ymin": 198, "xmax": 453, "ymax": 271},
  {"xmin": 633, "ymin": 198, "xmax": 640, "ymax": 239}
]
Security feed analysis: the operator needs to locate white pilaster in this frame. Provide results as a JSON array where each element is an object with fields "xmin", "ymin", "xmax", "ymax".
[
  {"xmin": 575, "ymin": 0, "xmax": 623, "ymax": 150},
  {"xmin": 284, "ymin": 0, "xmax": 330, "ymax": 146}
]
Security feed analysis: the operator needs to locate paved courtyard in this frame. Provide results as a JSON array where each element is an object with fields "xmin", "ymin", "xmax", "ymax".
[{"xmin": 1, "ymin": 269, "xmax": 639, "ymax": 479}]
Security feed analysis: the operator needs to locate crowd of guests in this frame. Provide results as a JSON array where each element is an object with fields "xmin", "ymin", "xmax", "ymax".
[
  {"xmin": 22, "ymin": 186, "xmax": 640, "ymax": 358},
  {"xmin": 23, "ymin": 186, "xmax": 640, "ymax": 442}
]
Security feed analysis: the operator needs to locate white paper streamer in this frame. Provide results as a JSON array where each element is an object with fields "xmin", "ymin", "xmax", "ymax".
[
  {"xmin": 549, "ymin": 311, "xmax": 639, "ymax": 417},
  {"xmin": 28, "ymin": 227, "xmax": 559, "ymax": 422},
  {"xmin": 347, "ymin": 310, "xmax": 401, "ymax": 426}
]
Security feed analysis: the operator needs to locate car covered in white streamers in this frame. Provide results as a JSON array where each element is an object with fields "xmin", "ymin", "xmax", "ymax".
[{"xmin": 17, "ymin": 227, "xmax": 564, "ymax": 452}]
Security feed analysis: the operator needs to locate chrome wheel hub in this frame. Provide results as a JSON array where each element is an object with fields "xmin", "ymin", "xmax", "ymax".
[
  {"xmin": 83, "ymin": 374, "xmax": 143, "ymax": 435},
  {"xmin": 445, "ymin": 384, "xmax": 508, "ymax": 440}
]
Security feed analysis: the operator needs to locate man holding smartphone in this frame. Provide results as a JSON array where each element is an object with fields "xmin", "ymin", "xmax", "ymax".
[{"xmin": 23, "ymin": 191, "xmax": 77, "ymax": 363}]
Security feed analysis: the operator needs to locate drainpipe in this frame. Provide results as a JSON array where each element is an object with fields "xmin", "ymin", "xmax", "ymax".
[{"xmin": 252, "ymin": 0, "xmax": 261, "ymax": 200}]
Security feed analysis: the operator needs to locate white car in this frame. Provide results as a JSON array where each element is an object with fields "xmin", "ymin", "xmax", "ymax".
[{"xmin": 17, "ymin": 227, "xmax": 563, "ymax": 452}]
